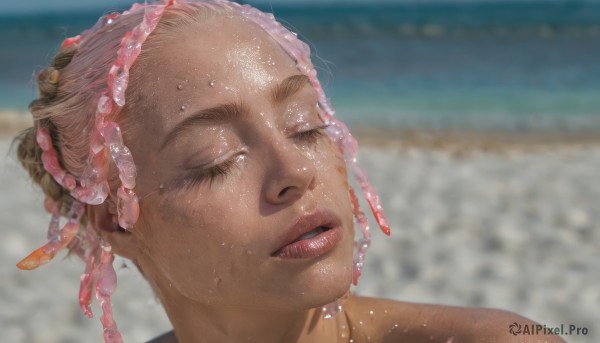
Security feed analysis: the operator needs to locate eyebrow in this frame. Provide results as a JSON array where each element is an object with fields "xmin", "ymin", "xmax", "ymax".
[
  {"xmin": 270, "ymin": 74, "xmax": 311, "ymax": 105},
  {"xmin": 160, "ymin": 102, "xmax": 248, "ymax": 151},
  {"xmin": 161, "ymin": 74, "xmax": 311, "ymax": 151}
]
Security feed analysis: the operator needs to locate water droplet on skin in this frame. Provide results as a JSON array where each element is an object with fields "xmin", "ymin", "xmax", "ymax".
[
  {"xmin": 221, "ymin": 242, "xmax": 226, "ymax": 247},
  {"xmin": 246, "ymin": 250, "xmax": 253, "ymax": 256},
  {"xmin": 359, "ymin": 321, "xmax": 363, "ymax": 325},
  {"xmin": 213, "ymin": 277, "xmax": 221, "ymax": 286},
  {"xmin": 159, "ymin": 184, "xmax": 164, "ymax": 190},
  {"xmin": 177, "ymin": 84, "xmax": 183, "ymax": 90},
  {"xmin": 209, "ymin": 80, "xmax": 216, "ymax": 87},
  {"xmin": 180, "ymin": 105, "xmax": 186, "ymax": 111},
  {"xmin": 422, "ymin": 323, "xmax": 428, "ymax": 328},
  {"xmin": 369, "ymin": 310, "xmax": 374, "ymax": 315}
]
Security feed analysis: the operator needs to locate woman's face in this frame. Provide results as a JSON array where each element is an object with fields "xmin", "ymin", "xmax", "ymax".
[{"xmin": 124, "ymin": 14, "xmax": 354, "ymax": 311}]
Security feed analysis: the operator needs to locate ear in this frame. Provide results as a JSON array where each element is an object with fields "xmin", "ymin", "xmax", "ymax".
[{"xmin": 86, "ymin": 201, "xmax": 142, "ymax": 261}]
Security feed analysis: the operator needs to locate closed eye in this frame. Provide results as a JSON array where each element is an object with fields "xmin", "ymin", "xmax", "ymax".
[
  {"xmin": 181, "ymin": 158, "xmax": 238, "ymax": 190},
  {"xmin": 293, "ymin": 124, "xmax": 329, "ymax": 145}
]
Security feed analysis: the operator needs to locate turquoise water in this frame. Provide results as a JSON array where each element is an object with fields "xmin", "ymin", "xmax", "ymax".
[{"xmin": 1, "ymin": 1, "xmax": 599, "ymax": 131}]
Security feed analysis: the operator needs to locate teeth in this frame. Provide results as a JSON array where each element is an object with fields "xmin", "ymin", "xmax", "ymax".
[{"xmin": 297, "ymin": 226, "xmax": 326, "ymax": 241}]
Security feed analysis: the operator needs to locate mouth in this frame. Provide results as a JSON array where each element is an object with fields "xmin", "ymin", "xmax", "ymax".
[{"xmin": 272, "ymin": 209, "xmax": 343, "ymax": 259}]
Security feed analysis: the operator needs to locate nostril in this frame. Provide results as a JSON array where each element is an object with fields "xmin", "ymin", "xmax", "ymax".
[{"xmin": 278, "ymin": 186, "xmax": 293, "ymax": 198}]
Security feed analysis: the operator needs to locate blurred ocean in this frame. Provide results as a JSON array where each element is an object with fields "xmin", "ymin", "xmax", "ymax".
[{"xmin": 1, "ymin": 1, "xmax": 600, "ymax": 132}]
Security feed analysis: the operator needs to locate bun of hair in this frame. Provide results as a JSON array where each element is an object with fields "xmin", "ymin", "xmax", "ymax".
[{"xmin": 14, "ymin": 45, "xmax": 81, "ymax": 208}]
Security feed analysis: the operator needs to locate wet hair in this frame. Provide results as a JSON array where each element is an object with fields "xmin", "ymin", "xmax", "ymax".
[{"xmin": 13, "ymin": 1, "xmax": 390, "ymax": 342}]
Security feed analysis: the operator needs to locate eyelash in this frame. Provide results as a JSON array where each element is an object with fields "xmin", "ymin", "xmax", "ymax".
[
  {"xmin": 183, "ymin": 158, "xmax": 237, "ymax": 189},
  {"xmin": 293, "ymin": 124, "xmax": 329, "ymax": 145},
  {"xmin": 181, "ymin": 124, "xmax": 330, "ymax": 189}
]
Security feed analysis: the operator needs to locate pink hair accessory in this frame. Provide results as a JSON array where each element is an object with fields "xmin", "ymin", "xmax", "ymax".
[
  {"xmin": 96, "ymin": 242, "xmax": 121, "ymax": 343},
  {"xmin": 61, "ymin": 35, "xmax": 81, "ymax": 48},
  {"xmin": 16, "ymin": 200, "xmax": 85, "ymax": 270},
  {"xmin": 36, "ymin": 127, "xmax": 77, "ymax": 190}
]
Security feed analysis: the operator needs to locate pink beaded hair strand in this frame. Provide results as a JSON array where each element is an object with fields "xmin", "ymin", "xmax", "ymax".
[{"xmin": 16, "ymin": 1, "xmax": 390, "ymax": 341}]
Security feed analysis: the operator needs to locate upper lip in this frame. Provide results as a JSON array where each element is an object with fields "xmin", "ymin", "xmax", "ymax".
[{"xmin": 272, "ymin": 208, "xmax": 342, "ymax": 255}]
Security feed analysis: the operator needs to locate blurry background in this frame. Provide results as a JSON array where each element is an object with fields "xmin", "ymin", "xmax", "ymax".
[
  {"xmin": 2, "ymin": 0, "xmax": 600, "ymax": 131},
  {"xmin": 1, "ymin": 0, "xmax": 599, "ymax": 342}
]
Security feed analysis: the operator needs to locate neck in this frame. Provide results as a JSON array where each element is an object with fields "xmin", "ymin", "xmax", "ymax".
[{"xmin": 151, "ymin": 279, "xmax": 349, "ymax": 343}]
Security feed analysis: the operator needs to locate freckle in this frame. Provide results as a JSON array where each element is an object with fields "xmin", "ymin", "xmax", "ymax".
[{"xmin": 177, "ymin": 84, "xmax": 183, "ymax": 90}]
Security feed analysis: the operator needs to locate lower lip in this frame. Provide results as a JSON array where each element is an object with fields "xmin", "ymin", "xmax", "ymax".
[{"xmin": 273, "ymin": 226, "xmax": 343, "ymax": 259}]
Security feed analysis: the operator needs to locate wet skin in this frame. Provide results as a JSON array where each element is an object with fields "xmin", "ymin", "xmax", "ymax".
[
  {"xmin": 94, "ymin": 13, "xmax": 355, "ymax": 343},
  {"xmin": 92, "ymin": 12, "xmax": 567, "ymax": 343}
]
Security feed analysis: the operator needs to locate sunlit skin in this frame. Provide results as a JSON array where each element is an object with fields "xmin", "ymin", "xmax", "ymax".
[{"xmin": 89, "ymin": 13, "xmax": 566, "ymax": 343}]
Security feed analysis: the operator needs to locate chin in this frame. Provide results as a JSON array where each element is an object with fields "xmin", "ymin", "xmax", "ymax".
[{"xmin": 288, "ymin": 251, "xmax": 354, "ymax": 310}]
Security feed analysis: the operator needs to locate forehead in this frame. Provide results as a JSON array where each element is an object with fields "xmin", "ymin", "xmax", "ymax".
[{"xmin": 138, "ymin": 14, "xmax": 298, "ymax": 109}]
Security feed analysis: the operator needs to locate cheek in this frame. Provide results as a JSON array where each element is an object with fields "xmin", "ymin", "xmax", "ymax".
[
  {"xmin": 316, "ymin": 138, "xmax": 351, "ymax": 202},
  {"xmin": 138, "ymin": 187, "xmax": 261, "ymax": 300}
]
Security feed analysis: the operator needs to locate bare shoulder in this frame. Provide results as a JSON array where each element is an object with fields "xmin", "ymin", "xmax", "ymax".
[
  {"xmin": 343, "ymin": 295, "xmax": 566, "ymax": 343},
  {"xmin": 146, "ymin": 330, "xmax": 177, "ymax": 343}
]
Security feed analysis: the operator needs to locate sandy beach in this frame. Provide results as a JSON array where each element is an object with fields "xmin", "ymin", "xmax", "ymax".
[{"xmin": 1, "ymin": 115, "xmax": 599, "ymax": 342}]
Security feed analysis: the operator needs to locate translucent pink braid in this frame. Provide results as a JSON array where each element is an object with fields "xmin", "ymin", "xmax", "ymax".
[
  {"xmin": 45, "ymin": 199, "xmax": 62, "ymax": 241},
  {"xmin": 76, "ymin": 2, "xmax": 172, "ymax": 228},
  {"xmin": 96, "ymin": 243, "xmax": 122, "ymax": 343},
  {"xmin": 36, "ymin": 127, "xmax": 77, "ymax": 191},
  {"xmin": 79, "ymin": 234, "xmax": 101, "ymax": 318},
  {"xmin": 16, "ymin": 201, "xmax": 85, "ymax": 270}
]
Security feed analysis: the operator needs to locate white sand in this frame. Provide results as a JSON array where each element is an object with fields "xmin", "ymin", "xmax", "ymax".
[{"xmin": 1, "ymin": 137, "xmax": 598, "ymax": 342}]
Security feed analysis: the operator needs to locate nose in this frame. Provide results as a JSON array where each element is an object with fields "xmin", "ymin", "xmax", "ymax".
[{"xmin": 263, "ymin": 144, "xmax": 317, "ymax": 205}]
